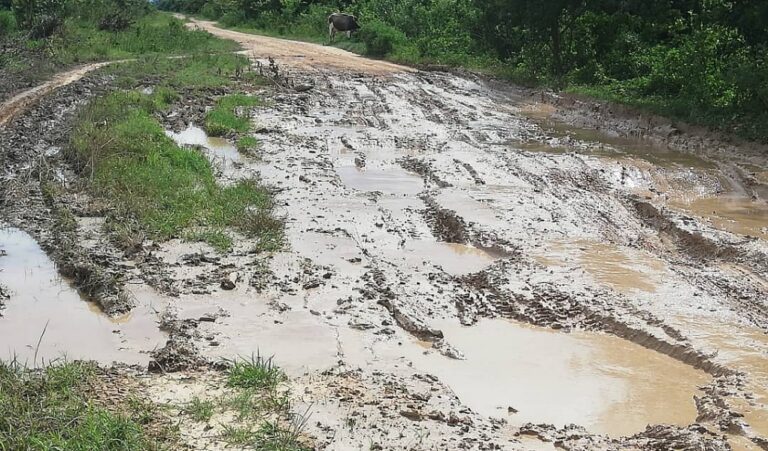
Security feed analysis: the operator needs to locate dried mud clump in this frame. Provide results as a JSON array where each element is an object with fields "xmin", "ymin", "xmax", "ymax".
[
  {"xmin": 149, "ymin": 312, "xmax": 207, "ymax": 373},
  {"xmin": 148, "ymin": 336, "xmax": 205, "ymax": 373}
]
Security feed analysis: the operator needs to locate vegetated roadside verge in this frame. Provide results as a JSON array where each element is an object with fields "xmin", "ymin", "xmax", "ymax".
[
  {"xmin": 0, "ymin": 355, "xmax": 311, "ymax": 450},
  {"xmin": 1, "ymin": 48, "xmax": 283, "ymax": 315},
  {"xmin": 68, "ymin": 61, "xmax": 282, "ymax": 254},
  {"xmin": 0, "ymin": 3, "xmax": 238, "ymax": 104}
]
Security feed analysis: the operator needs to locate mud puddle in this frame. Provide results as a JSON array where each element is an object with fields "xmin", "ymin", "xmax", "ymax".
[
  {"xmin": 402, "ymin": 241, "xmax": 499, "ymax": 276},
  {"xmin": 391, "ymin": 318, "xmax": 710, "ymax": 436},
  {"xmin": 335, "ymin": 165, "xmax": 423, "ymax": 195},
  {"xmin": 520, "ymin": 105, "xmax": 716, "ymax": 169},
  {"xmin": 165, "ymin": 125, "xmax": 240, "ymax": 166},
  {"xmin": 669, "ymin": 195, "xmax": 768, "ymax": 238},
  {"xmin": 676, "ymin": 317, "xmax": 768, "ymax": 438},
  {"xmin": 534, "ymin": 240, "xmax": 667, "ymax": 293},
  {"xmin": 0, "ymin": 227, "xmax": 164, "ymax": 365}
]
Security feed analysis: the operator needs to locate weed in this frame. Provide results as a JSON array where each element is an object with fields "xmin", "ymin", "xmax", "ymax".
[
  {"xmin": 0, "ymin": 359, "xmax": 169, "ymax": 449},
  {"xmin": 236, "ymin": 135, "xmax": 259, "ymax": 154},
  {"xmin": 220, "ymin": 424, "xmax": 256, "ymax": 445},
  {"xmin": 183, "ymin": 229, "xmax": 233, "ymax": 252},
  {"xmin": 225, "ymin": 353, "xmax": 285, "ymax": 390},
  {"xmin": 204, "ymin": 93, "xmax": 260, "ymax": 136},
  {"xmin": 186, "ymin": 397, "xmax": 215, "ymax": 422}
]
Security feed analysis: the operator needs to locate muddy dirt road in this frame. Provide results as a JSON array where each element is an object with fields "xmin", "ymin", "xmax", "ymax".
[{"xmin": 1, "ymin": 17, "xmax": 768, "ymax": 450}]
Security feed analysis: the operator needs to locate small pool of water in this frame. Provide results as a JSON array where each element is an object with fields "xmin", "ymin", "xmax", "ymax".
[
  {"xmin": 336, "ymin": 165, "xmax": 424, "ymax": 195},
  {"xmin": 390, "ymin": 318, "xmax": 711, "ymax": 437},
  {"xmin": 0, "ymin": 227, "xmax": 164, "ymax": 365},
  {"xmin": 165, "ymin": 125, "xmax": 241, "ymax": 164},
  {"xmin": 535, "ymin": 240, "xmax": 668, "ymax": 293}
]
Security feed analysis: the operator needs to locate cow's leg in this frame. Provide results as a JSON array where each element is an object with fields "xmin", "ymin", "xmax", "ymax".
[
  {"xmin": 329, "ymin": 24, "xmax": 335, "ymax": 43},
  {"xmin": 346, "ymin": 30, "xmax": 351, "ymax": 39}
]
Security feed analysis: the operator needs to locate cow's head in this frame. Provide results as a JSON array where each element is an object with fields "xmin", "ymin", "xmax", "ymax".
[{"xmin": 349, "ymin": 15, "xmax": 360, "ymax": 31}]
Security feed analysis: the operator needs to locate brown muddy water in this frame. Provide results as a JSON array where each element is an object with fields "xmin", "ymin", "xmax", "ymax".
[
  {"xmin": 677, "ymin": 317, "xmax": 768, "ymax": 438},
  {"xmin": 520, "ymin": 110, "xmax": 768, "ymax": 239},
  {"xmin": 0, "ymin": 227, "xmax": 164, "ymax": 365},
  {"xmin": 534, "ymin": 240, "xmax": 668, "ymax": 294},
  {"xmin": 670, "ymin": 195, "xmax": 768, "ymax": 238},
  {"xmin": 393, "ymin": 318, "xmax": 710, "ymax": 437}
]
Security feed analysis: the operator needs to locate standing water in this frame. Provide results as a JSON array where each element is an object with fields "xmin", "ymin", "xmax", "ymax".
[{"xmin": 0, "ymin": 227, "xmax": 164, "ymax": 365}]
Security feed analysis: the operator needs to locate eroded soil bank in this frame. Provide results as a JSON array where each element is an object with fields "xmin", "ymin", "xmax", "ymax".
[{"xmin": 0, "ymin": 17, "xmax": 767, "ymax": 450}]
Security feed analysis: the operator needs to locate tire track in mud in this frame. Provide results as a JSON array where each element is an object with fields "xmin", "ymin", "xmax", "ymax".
[{"xmin": 1, "ymin": 19, "xmax": 767, "ymax": 449}]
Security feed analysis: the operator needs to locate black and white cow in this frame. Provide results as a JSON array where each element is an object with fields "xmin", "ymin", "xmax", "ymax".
[{"xmin": 328, "ymin": 13, "xmax": 359, "ymax": 42}]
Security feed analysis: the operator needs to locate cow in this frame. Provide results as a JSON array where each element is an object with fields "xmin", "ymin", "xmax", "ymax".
[{"xmin": 328, "ymin": 13, "xmax": 359, "ymax": 43}]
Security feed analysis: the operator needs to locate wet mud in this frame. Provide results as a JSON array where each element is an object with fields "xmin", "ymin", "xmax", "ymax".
[{"xmin": 0, "ymin": 18, "xmax": 767, "ymax": 450}]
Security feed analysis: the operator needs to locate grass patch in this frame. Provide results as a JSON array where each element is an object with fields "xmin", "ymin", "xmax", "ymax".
[
  {"xmin": 236, "ymin": 135, "xmax": 259, "ymax": 154},
  {"xmin": 53, "ymin": 12, "xmax": 238, "ymax": 65},
  {"xmin": 183, "ymin": 229, "xmax": 233, "ymax": 252},
  {"xmin": 0, "ymin": 360, "xmax": 171, "ymax": 450},
  {"xmin": 185, "ymin": 397, "xmax": 215, "ymax": 423},
  {"xmin": 204, "ymin": 93, "xmax": 260, "ymax": 136},
  {"xmin": 108, "ymin": 52, "xmax": 253, "ymax": 90},
  {"xmin": 68, "ymin": 88, "xmax": 283, "ymax": 251},
  {"xmin": 225, "ymin": 354, "xmax": 285, "ymax": 390}
]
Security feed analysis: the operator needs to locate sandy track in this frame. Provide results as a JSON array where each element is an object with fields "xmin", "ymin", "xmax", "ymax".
[
  {"xmin": 0, "ymin": 62, "xmax": 112, "ymax": 126},
  {"xmin": 184, "ymin": 16, "xmax": 411, "ymax": 74}
]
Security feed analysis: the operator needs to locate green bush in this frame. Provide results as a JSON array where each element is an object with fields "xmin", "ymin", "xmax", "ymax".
[
  {"xmin": 0, "ymin": 9, "xmax": 16, "ymax": 35},
  {"xmin": 357, "ymin": 19, "xmax": 404, "ymax": 57}
]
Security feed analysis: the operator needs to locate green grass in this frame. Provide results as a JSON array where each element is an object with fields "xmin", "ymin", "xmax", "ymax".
[
  {"xmin": 51, "ymin": 12, "xmax": 239, "ymax": 65},
  {"xmin": 183, "ymin": 229, "xmax": 233, "ymax": 252},
  {"xmin": 109, "ymin": 52, "xmax": 253, "ymax": 90},
  {"xmin": 236, "ymin": 135, "xmax": 259, "ymax": 154},
  {"xmin": 68, "ymin": 88, "xmax": 283, "ymax": 251},
  {"xmin": 204, "ymin": 93, "xmax": 260, "ymax": 136},
  {"xmin": 225, "ymin": 354, "xmax": 285, "ymax": 390},
  {"xmin": 0, "ymin": 360, "xmax": 169, "ymax": 450},
  {"xmin": 185, "ymin": 397, "xmax": 215, "ymax": 422}
]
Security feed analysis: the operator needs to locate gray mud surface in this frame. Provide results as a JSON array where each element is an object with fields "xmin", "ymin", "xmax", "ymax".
[{"xmin": 1, "ymin": 20, "xmax": 767, "ymax": 450}]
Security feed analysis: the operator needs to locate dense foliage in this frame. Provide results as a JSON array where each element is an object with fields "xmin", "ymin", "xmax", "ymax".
[{"xmin": 155, "ymin": 0, "xmax": 767, "ymax": 141}]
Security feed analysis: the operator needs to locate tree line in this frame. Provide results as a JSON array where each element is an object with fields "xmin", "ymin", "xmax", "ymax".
[{"xmin": 156, "ymin": 0, "xmax": 768, "ymax": 142}]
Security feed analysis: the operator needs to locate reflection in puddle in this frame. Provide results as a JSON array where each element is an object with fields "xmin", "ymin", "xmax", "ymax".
[
  {"xmin": 535, "ymin": 240, "xmax": 666, "ymax": 293},
  {"xmin": 670, "ymin": 195, "xmax": 768, "ymax": 237},
  {"xmin": 400, "ymin": 319, "xmax": 709, "ymax": 436},
  {"xmin": 336, "ymin": 165, "xmax": 423, "ymax": 195},
  {"xmin": 165, "ymin": 125, "xmax": 240, "ymax": 163},
  {"xmin": 0, "ymin": 228, "xmax": 164, "ymax": 365}
]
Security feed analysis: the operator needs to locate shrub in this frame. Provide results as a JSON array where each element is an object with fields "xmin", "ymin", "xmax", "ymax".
[
  {"xmin": 0, "ymin": 9, "xmax": 16, "ymax": 35},
  {"xmin": 357, "ymin": 19, "xmax": 405, "ymax": 57}
]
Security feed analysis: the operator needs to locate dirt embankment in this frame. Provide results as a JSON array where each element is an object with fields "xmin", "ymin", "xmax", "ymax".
[{"xmin": 1, "ymin": 18, "xmax": 767, "ymax": 450}]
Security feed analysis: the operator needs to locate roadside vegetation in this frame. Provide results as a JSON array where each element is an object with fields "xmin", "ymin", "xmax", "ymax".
[
  {"xmin": 65, "ymin": 53, "xmax": 283, "ymax": 253},
  {"xmin": 157, "ymin": 0, "xmax": 768, "ymax": 143},
  {"xmin": 0, "ymin": 0, "xmax": 237, "ymax": 100},
  {"xmin": 0, "ymin": 360, "xmax": 174, "ymax": 449},
  {"xmin": 0, "ymin": 356, "xmax": 310, "ymax": 450},
  {"xmin": 205, "ymin": 93, "xmax": 261, "ymax": 136},
  {"xmin": 171, "ymin": 355, "xmax": 309, "ymax": 449}
]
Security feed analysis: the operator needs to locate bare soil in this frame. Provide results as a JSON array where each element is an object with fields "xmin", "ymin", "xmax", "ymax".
[{"xmin": 1, "ymin": 19, "xmax": 767, "ymax": 450}]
